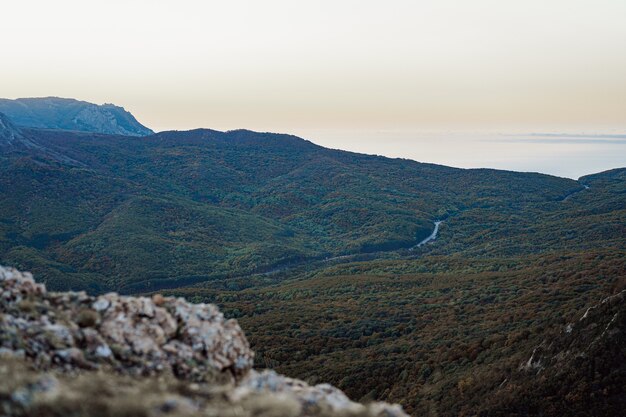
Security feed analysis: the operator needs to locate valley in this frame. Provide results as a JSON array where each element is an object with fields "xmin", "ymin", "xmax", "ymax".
[
  {"xmin": 1, "ymin": 107, "xmax": 624, "ymax": 416},
  {"xmin": 3, "ymin": 1, "xmax": 626, "ymax": 415}
]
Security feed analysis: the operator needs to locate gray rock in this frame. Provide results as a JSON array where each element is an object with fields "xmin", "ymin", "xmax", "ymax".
[
  {"xmin": 0, "ymin": 265, "xmax": 408, "ymax": 416},
  {"xmin": 0, "ymin": 265, "xmax": 253, "ymax": 379},
  {"xmin": 234, "ymin": 370, "xmax": 408, "ymax": 417}
]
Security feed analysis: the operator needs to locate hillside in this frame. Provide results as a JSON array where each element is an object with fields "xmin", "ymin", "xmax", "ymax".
[
  {"xmin": 0, "ymin": 97, "xmax": 153, "ymax": 136},
  {"xmin": 1, "ymin": 263, "xmax": 623, "ymax": 417},
  {"xmin": 0, "ymin": 112, "xmax": 23, "ymax": 146},
  {"xmin": 0, "ymin": 125, "xmax": 586, "ymax": 293},
  {"xmin": 171, "ymin": 251, "xmax": 626, "ymax": 415},
  {"xmin": 477, "ymin": 289, "xmax": 625, "ymax": 416},
  {"xmin": 0, "ymin": 122, "xmax": 624, "ymax": 415}
]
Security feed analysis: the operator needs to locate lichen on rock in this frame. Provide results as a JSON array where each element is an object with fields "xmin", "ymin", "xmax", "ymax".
[
  {"xmin": 0, "ymin": 265, "xmax": 254, "ymax": 380},
  {"xmin": 0, "ymin": 265, "xmax": 409, "ymax": 417}
]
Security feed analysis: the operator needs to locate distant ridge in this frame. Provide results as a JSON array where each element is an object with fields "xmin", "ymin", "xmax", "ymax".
[{"xmin": 0, "ymin": 97, "xmax": 153, "ymax": 136}]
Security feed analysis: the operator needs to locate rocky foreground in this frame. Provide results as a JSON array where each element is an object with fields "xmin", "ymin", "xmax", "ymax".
[{"xmin": 0, "ymin": 265, "xmax": 407, "ymax": 417}]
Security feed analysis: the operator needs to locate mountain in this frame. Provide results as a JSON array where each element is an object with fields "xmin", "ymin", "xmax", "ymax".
[
  {"xmin": 0, "ymin": 122, "xmax": 624, "ymax": 415},
  {"xmin": 0, "ymin": 97, "xmax": 153, "ymax": 136},
  {"xmin": 0, "ymin": 126, "xmax": 586, "ymax": 293},
  {"xmin": 191, "ymin": 166, "xmax": 624, "ymax": 416}
]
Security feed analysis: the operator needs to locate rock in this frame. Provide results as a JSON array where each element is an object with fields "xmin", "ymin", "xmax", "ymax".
[
  {"xmin": 92, "ymin": 298, "xmax": 110, "ymax": 312},
  {"xmin": 76, "ymin": 308, "xmax": 99, "ymax": 328},
  {"xmin": 0, "ymin": 265, "xmax": 253, "ymax": 380},
  {"xmin": 0, "ymin": 265, "xmax": 409, "ymax": 417},
  {"xmin": 233, "ymin": 370, "xmax": 409, "ymax": 416},
  {"xmin": 95, "ymin": 344, "xmax": 112, "ymax": 358},
  {"xmin": 152, "ymin": 293, "xmax": 165, "ymax": 306}
]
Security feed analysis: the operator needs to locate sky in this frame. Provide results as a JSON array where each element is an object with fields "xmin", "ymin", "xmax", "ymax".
[{"xmin": 1, "ymin": 0, "xmax": 625, "ymax": 177}]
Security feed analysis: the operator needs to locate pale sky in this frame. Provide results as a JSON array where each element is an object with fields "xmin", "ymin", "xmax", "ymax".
[
  {"xmin": 2, "ymin": 0, "xmax": 626, "ymax": 178},
  {"xmin": 2, "ymin": 0, "xmax": 625, "ymax": 134}
]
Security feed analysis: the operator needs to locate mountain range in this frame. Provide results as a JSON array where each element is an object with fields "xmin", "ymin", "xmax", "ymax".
[{"xmin": 0, "ymin": 99, "xmax": 624, "ymax": 416}]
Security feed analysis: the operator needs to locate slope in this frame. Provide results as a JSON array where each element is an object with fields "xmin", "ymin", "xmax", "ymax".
[{"xmin": 0, "ymin": 127, "xmax": 582, "ymax": 292}]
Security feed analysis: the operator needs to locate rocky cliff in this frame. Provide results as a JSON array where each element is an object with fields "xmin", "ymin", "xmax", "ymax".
[
  {"xmin": 0, "ymin": 265, "xmax": 407, "ymax": 417},
  {"xmin": 0, "ymin": 97, "xmax": 154, "ymax": 136}
]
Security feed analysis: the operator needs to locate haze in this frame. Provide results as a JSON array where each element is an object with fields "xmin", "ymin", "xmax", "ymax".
[{"xmin": 2, "ymin": 0, "xmax": 625, "ymax": 177}]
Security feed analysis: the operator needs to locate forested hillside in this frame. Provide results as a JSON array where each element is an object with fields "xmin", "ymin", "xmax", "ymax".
[
  {"xmin": 1, "ymin": 116, "xmax": 624, "ymax": 416},
  {"xmin": 1, "ymin": 124, "xmax": 583, "ymax": 293}
]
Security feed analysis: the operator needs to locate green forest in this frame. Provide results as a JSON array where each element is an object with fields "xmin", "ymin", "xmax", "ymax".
[{"xmin": 1, "ymin": 126, "xmax": 624, "ymax": 416}]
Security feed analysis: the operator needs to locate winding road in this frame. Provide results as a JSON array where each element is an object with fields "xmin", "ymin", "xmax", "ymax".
[
  {"xmin": 410, "ymin": 220, "xmax": 442, "ymax": 250},
  {"xmin": 562, "ymin": 184, "xmax": 589, "ymax": 202},
  {"xmin": 247, "ymin": 220, "xmax": 444, "ymax": 277},
  {"xmin": 135, "ymin": 219, "xmax": 446, "ymax": 293}
]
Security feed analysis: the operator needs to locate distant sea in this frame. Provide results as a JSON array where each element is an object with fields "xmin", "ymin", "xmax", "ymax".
[{"xmin": 297, "ymin": 130, "xmax": 626, "ymax": 179}]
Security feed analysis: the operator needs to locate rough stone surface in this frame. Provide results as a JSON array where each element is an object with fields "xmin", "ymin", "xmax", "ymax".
[
  {"xmin": 234, "ymin": 370, "xmax": 409, "ymax": 416},
  {"xmin": 0, "ymin": 265, "xmax": 254, "ymax": 379},
  {"xmin": 0, "ymin": 265, "xmax": 409, "ymax": 417}
]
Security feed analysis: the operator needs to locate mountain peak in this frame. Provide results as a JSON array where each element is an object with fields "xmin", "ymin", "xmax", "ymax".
[{"xmin": 0, "ymin": 97, "xmax": 154, "ymax": 137}]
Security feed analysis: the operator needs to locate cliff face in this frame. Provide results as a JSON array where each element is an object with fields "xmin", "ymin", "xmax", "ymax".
[
  {"xmin": 0, "ymin": 97, "xmax": 154, "ymax": 136},
  {"xmin": 0, "ymin": 265, "xmax": 408, "ymax": 417}
]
